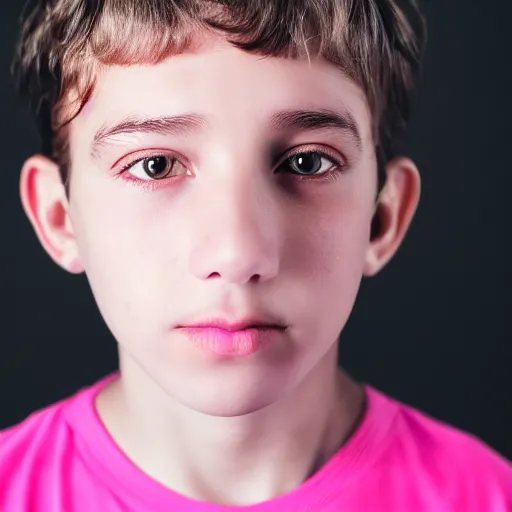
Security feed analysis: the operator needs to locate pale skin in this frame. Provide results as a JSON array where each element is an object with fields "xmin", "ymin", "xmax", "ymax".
[{"xmin": 20, "ymin": 36, "xmax": 420, "ymax": 506}]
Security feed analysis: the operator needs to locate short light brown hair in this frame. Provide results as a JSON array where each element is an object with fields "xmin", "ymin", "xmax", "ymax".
[{"xmin": 12, "ymin": 0, "xmax": 426, "ymax": 188}]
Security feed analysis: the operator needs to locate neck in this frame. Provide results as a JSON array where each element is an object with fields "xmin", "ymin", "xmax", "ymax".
[{"xmin": 96, "ymin": 348, "xmax": 365, "ymax": 506}]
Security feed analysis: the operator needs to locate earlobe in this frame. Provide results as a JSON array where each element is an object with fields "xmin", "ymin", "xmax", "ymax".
[
  {"xmin": 363, "ymin": 157, "xmax": 421, "ymax": 277},
  {"xmin": 20, "ymin": 155, "xmax": 84, "ymax": 274}
]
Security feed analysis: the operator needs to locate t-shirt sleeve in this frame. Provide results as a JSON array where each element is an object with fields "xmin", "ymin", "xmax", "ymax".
[
  {"xmin": 0, "ymin": 402, "xmax": 70, "ymax": 509},
  {"xmin": 456, "ymin": 437, "xmax": 512, "ymax": 511},
  {"xmin": 483, "ymin": 446, "xmax": 512, "ymax": 510}
]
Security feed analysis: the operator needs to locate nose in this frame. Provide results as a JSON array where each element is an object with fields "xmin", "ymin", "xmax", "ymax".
[{"xmin": 188, "ymin": 172, "xmax": 281, "ymax": 285}]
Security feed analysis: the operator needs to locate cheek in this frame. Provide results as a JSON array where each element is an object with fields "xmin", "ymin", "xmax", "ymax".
[
  {"xmin": 280, "ymin": 196, "xmax": 374, "ymax": 353},
  {"xmin": 294, "ymin": 186, "xmax": 373, "ymax": 284},
  {"xmin": 69, "ymin": 185, "xmax": 182, "ymax": 340}
]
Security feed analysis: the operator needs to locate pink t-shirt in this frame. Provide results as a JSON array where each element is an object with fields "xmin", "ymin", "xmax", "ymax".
[{"xmin": 1, "ymin": 375, "xmax": 511, "ymax": 511}]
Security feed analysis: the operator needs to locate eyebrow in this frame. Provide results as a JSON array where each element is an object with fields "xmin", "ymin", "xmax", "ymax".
[
  {"xmin": 269, "ymin": 108, "xmax": 362, "ymax": 149},
  {"xmin": 91, "ymin": 114, "xmax": 206, "ymax": 158},
  {"xmin": 90, "ymin": 108, "xmax": 362, "ymax": 158}
]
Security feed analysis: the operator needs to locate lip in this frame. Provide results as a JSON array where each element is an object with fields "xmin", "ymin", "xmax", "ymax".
[
  {"xmin": 177, "ymin": 326, "xmax": 284, "ymax": 357},
  {"xmin": 175, "ymin": 317, "xmax": 287, "ymax": 332},
  {"xmin": 175, "ymin": 315, "xmax": 287, "ymax": 357}
]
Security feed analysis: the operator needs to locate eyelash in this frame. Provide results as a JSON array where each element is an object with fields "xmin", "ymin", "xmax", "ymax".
[{"xmin": 115, "ymin": 147, "xmax": 346, "ymax": 191}]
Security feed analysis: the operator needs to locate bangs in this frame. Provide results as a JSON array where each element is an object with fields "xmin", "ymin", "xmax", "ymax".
[{"xmin": 87, "ymin": 0, "xmax": 338, "ymax": 65}]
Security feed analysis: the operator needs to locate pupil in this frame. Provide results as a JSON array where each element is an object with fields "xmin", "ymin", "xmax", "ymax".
[
  {"xmin": 144, "ymin": 157, "xmax": 169, "ymax": 178},
  {"xmin": 293, "ymin": 153, "xmax": 321, "ymax": 174}
]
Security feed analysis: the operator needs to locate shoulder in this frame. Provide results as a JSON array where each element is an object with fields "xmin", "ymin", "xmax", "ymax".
[
  {"xmin": 0, "ymin": 396, "xmax": 74, "ymax": 478},
  {"xmin": 388, "ymin": 393, "xmax": 512, "ymax": 509},
  {"xmin": 0, "ymin": 379, "xmax": 104, "ymax": 508}
]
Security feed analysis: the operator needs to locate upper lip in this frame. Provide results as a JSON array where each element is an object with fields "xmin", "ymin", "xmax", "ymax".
[{"xmin": 176, "ymin": 316, "xmax": 287, "ymax": 332}]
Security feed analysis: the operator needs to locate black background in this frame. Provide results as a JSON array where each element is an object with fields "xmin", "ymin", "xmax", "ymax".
[{"xmin": 1, "ymin": 1, "xmax": 511, "ymax": 461}]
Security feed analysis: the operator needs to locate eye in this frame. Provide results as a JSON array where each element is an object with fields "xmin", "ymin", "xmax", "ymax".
[
  {"xmin": 278, "ymin": 150, "xmax": 341, "ymax": 177},
  {"xmin": 123, "ymin": 155, "xmax": 188, "ymax": 181}
]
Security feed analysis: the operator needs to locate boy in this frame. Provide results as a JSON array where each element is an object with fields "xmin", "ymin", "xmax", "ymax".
[{"xmin": 2, "ymin": 0, "xmax": 511, "ymax": 510}]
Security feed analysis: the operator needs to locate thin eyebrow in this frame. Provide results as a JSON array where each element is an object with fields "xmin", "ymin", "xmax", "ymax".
[
  {"xmin": 90, "ymin": 108, "xmax": 363, "ymax": 159},
  {"xmin": 269, "ymin": 108, "xmax": 362, "ymax": 150}
]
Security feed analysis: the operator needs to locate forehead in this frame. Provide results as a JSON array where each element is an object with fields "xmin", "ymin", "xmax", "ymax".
[{"xmin": 73, "ymin": 39, "xmax": 373, "ymax": 149}]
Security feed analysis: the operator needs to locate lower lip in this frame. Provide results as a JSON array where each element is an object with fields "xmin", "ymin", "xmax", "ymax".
[{"xmin": 177, "ymin": 326, "xmax": 282, "ymax": 357}]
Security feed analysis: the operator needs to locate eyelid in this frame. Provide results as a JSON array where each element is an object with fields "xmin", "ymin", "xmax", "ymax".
[
  {"xmin": 112, "ymin": 148, "xmax": 186, "ymax": 172},
  {"xmin": 278, "ymin": 144, "xmax": 346, "ymax": 168}
]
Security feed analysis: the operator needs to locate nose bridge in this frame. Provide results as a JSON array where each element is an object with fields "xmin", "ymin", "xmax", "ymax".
[{"xmin": 188, "ymin": 160, "xmax": 281, "ymax": 284}]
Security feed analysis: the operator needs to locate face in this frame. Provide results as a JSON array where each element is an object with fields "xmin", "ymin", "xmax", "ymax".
[{"xmin": 21, "ymin": 37, "xmax": 420, "ymax": 417}]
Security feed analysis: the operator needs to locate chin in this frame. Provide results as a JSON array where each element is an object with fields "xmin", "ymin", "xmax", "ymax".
[
  {"xmin": 169, "ymin": 377, "xmax": 286, "ymax": 418},
  {"xmin": 185, "ymin": 395, "xmax": 276, "ymax": 418}
]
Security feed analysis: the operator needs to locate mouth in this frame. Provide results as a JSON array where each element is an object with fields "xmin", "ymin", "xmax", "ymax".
[
  {"xmin": 176, "ymin": 317, "xmax": 287, "ymax": 332},
  {"xmin": 175, "ymin": 316, "xmax": 287, "ymax": 357},
  {"xmin": 176, "ymin": 325, "xmax": 284, "ymax": 357}
]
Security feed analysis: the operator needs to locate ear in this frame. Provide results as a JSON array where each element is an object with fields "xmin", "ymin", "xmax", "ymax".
[
  {"xmin": 363, "ymin": 157, "xmax": 421, "ymax": 276},
  {"xmin": 20, "ymin": 155, "xmax": 84, "ymax": 274}
]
